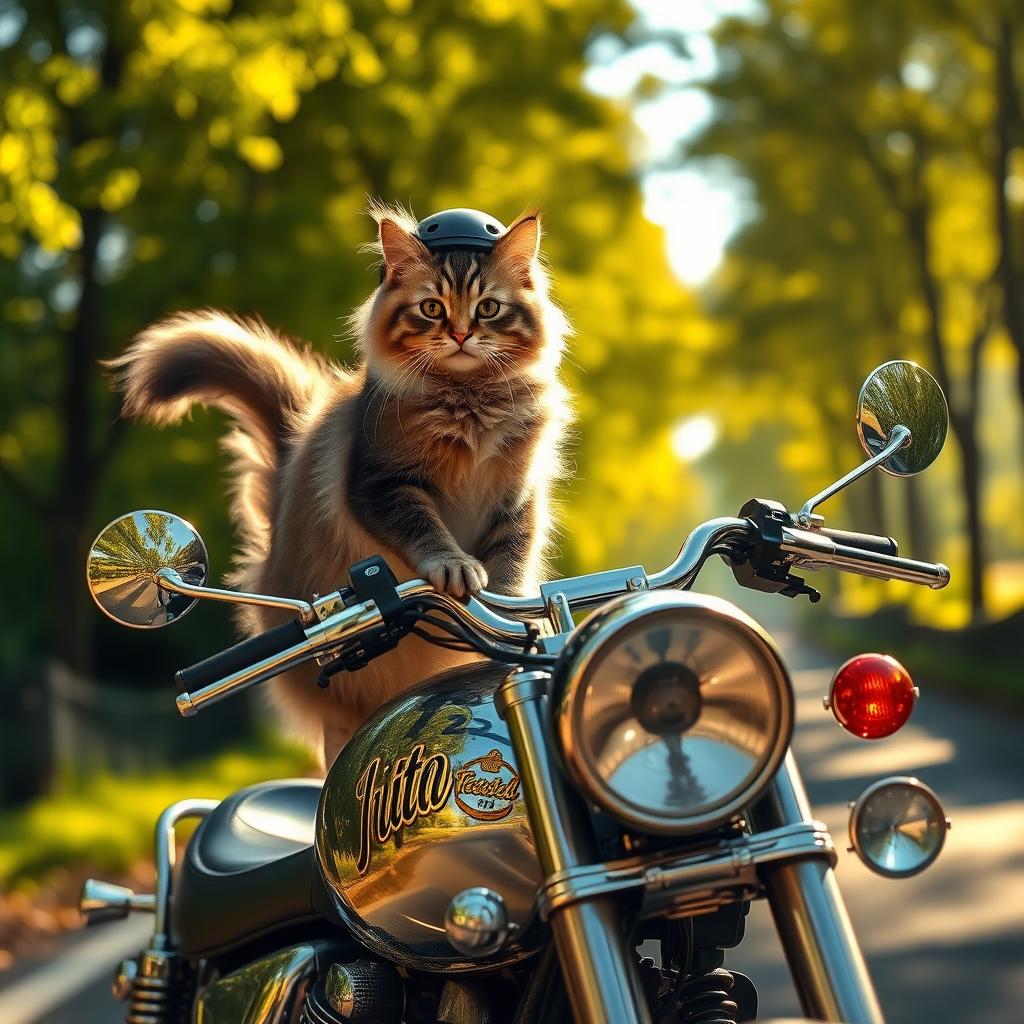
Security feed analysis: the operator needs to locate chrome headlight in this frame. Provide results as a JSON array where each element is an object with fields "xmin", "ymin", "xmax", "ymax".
[{"xmin": 552, "ymin": 591, "xmax": 793, "ymax": 835}]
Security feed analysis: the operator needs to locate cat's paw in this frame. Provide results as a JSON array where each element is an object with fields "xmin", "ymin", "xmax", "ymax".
[{"xmin": 419, "ymin": 553, "xmax": 489, "ymax": 598}]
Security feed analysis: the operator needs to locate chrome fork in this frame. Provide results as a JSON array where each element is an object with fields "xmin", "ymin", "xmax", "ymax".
[
  {"xmin": 750, "ymin": 752, "xmax": 885, "ymax": 1024},
  {"xmin": 496, "ymin": 670, "xmax": 651, "ymax": 1024}
]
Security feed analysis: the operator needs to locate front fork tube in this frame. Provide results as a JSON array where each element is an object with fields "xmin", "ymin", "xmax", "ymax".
[
  {"xmin": 496, "ymin": 671, "xmax": 651, "ymax": 1024},
  {"xmin": 750, "ymin": 751, "xmax": 884, "ymax": 1024}
]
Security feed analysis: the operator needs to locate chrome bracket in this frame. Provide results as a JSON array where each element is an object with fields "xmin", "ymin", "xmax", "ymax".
[
  {"xmin": 545, "ymin": 591, "xmax": 574, "ymax": 633},
  {"xmin": 153, "ymin": 798, "xmax": 221, "ymax": 946},
  {"xmin": 157, "ymin": 567, "xmax": 314, "ymax": 621},
  {"xmin": 312, "ymin": 591, "xmax": 346, "ymax": 622},
  {"xmin": 539, "ymin": 566, "xmax": 648, "ymax": 621},
  {"xmin": 536, "ymin": 821, "xmax": 836, "ymax": 921},
  {"xmin": 797, "ymin": 424, "xmax": 911, "ymax": 526}
]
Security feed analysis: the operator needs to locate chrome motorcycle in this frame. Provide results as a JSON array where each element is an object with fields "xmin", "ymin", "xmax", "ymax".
[{"xmin": 82, "ymin": 360, "xmax": 953, "ymax": 1024}]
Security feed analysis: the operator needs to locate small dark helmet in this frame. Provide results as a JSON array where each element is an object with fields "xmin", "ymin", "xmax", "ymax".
[{"xmin": 416, "ymin": 208, "xmax": 507, "ymax": 253}]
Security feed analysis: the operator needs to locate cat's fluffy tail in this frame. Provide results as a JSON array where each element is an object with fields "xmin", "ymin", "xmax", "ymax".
[
  {"xmin": 108, "ymin": 310, "xmax": 336, "ymax": 557},
  {"xmin": 110, "ymin": 310, "xmax": 331, "ymax": 450}
]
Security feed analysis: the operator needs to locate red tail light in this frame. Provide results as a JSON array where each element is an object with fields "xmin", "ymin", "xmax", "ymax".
[{"xmin": 825, "ymin": 653, "xmax": 917, "ymax": 739}]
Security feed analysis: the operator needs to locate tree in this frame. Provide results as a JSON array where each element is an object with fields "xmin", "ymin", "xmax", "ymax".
[
  {"xmin": 0, "ymin": 0, "xmax": 701, "ymax": 675},
  {"xmin": 675, "ymin": 0, "xmax": 1024, "ymax": 623}
]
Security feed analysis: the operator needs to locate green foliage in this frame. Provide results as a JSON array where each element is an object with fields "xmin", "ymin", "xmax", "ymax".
[
  {"xmin": 0, "ymin": 0, "xmax": 700, "ymax": 672},
  {"xmin": 677, "ymin": 0, "xmax": 1024, "ymax": 625},
  {"xmin": 0, "ymin": 733, "xmax": 316, "ymax": 886}
]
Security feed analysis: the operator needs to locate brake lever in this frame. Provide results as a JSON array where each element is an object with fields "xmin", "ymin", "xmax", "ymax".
[
  {"xmin": 778, "ymin": 575, "xmax": 822, "ymax": 603},
  {"xmin": 316, "ymin": 555, "xmax": 411, "ymax": 686},
  {"xmin": 728, "ymin": 498, "xmax": 820, "ymax": 603}
]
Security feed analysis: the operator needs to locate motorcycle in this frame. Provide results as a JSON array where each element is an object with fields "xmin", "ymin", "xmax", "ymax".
[{"xmin": 81, "ymin": 359, "xmax": 953, "ymax": 1024}]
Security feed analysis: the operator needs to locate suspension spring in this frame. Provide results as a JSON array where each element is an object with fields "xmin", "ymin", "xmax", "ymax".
[
  {"xmin": 124, "ymin": 949, "xmax": 188, "ymax": 1024},
  {"xmin": 676, "ymin": 967, "xmax": 738, "ymax": 1024}
]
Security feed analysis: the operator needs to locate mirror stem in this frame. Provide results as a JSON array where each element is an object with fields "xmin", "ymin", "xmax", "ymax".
[
  {"xmin": 797, "ymin": 424, "xmax": 911, "ymax": 526},
  {"xmin": 155, "ymin": 568, "xmax": 314, "ymax": 621}
]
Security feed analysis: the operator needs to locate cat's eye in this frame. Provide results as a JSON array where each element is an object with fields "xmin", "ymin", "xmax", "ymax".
[
  {"xmin": 419, "ymin": 299, "xmax": 445, "ymax": 319},
  {"xmin": 477, "ymin": 298, "xmax": 500, "ymax": 319}
]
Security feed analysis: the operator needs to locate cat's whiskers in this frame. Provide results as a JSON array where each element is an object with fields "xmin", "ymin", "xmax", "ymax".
[
  {"xmin": 367, "ymin": 351, "xmax": 429, "ymax": 439},
  {"xmin": 553, "ymin": 343, "xmax": 584, "ymax": 374},
  {"xmin": 481, "ymin": 349, "xmax": 517, "ymax": 412},
  {"xmin": 363, "ymin": 358, "xmax": 414, "ymax": 439},
  {"xmin": 491, "ymin": 348, "xmax": 538, "ymax": 406},
  {"xmin": 380, "ymin": 350, "xmax": 432, "ymax": 439},
  {"xmin": 361, "ymin": 366, "xmax": 398, "ymax": 438},
  {"xmin": 419, "ymin": 352, "xmax": 433, "ymax": 396},
  {"xmin": 392, "ymin": 357, "xmax": 425, "ymax": 439}
]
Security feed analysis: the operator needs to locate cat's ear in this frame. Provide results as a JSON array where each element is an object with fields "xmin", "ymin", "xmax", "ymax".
[
  {"xmin": 379, "ymin": 219, "xmax": 429, "ymax": 283},
  {"xmin": 492, "ymin": 211, "xmax": 541, "ymax": 286}
]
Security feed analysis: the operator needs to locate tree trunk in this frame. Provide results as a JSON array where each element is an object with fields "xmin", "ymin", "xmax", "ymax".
[
  {"xmin": 994, "ymin": 17, "xmax": 1024, "ymax": 417},
  {"xmin": 51, "ymin": 206, "xmax": 105, "ymax": 673},
  {"xmin": 954, "ymin": 411, "xmax": 986, "ymax": 624},
  {"xmin": 864, "ymin": 461, "xmax": 888, "ymax": 538},
  {"xmin": 905, "ymin": 202, "xmax": 986, "ymax": 620},
  {"xmin": 902, "ymin": 473, "xmax": 930, "ymax": 561},
  {"xmin": 48, "ymin": 31, "xmax": 126, "ymax": 674}
]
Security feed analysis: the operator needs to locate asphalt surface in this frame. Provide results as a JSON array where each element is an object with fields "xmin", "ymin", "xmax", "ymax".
[
  {"xmin": 3, "ymin": 632, "xmax": 1022, "ymax": 1022},
  {"xmin": 730, "ymin": 632, "xmax": 1024, "ymax": 1023}
]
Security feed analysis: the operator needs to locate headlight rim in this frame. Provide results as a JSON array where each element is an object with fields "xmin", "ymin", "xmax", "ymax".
[{"xmin": 552, "ymin": 590, "xmax": 794, "ymax": 836}]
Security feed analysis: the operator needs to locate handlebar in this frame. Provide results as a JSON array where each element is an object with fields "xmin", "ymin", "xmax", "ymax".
[
  {"xmin": 478, "ymin": 517, "xmax": 756, "ymax": 617},
  {"xmin": 176, "ymin": 618, "xmax": 308, "ymax": 693},
  {"xmin": 817, "ymin": 528, "xmax": 898, "ymax": 558},
  {"xmin": 779, "ymin": 525, "xmax": 950, "ymax": 589},
  {"xmin": 173, "ymin": 514, "xmax": 949, "ymax": 717}
]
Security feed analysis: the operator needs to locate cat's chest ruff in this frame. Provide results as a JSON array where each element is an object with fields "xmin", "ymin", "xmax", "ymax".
[
  {"xmin": 428, "ymin": 396, "xmax": 514, "ymax": 437},
  {"xmin": 423, "ymin": 399, "xmax": 530, "ymax": 548},
  {"xmin": 420, "ymin": 395, "xmax": 531, "ymax": 466}
]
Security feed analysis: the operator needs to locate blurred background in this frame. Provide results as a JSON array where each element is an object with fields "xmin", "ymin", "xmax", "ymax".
[{"xmin": 1, "ymin": 0, "xmax": 1022, "ymax": 1020}]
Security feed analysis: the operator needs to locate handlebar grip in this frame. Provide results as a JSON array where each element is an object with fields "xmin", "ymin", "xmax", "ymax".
[
  {"xmin": 818, "ymin": 528, "xmax": 898, "ymax": 557},
  {"xmin": 175, "ymin": 619, "xmax": 308, "ymax": 693}
]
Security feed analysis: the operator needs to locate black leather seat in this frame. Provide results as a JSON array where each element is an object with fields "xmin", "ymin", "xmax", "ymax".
[{"xmin": 171, "ymin": 779, "xmax": 326, "ymax": 957}]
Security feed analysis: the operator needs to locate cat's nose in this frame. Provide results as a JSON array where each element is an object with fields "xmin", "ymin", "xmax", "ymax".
[{"xmin": 449, "ymin": 330, "xmax": 472, "ymax": 346}]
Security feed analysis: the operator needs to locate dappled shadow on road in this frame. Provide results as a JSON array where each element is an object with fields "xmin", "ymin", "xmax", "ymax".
[
  {"xmin": 789, "ymin": 661, "xmax": 1023, "ymax": 814},
  {"xmin": 737, "ymin": 900, "xmax": 1024, "ymax": 1024},
  {"xmin": 732, "ymin": 645, "xmax": 1024, "ymax": 1023}
]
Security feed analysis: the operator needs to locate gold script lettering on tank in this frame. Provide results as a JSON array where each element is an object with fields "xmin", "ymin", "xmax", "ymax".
[
  {"xmin": 354, "ymin": 743, "xmax": 454, "ymax": 875},
  {"xmin": 352, "ymin": 744, "xmax": 524, "ymax": 874}
]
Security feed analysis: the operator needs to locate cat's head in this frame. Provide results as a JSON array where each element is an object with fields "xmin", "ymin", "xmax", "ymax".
[{"xmin": 356, "ymin": 202, "xmax": 567, "ymax": 388}]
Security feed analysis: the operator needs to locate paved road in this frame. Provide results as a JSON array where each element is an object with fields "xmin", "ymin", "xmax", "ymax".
[
  {"xmin": 730, "ymin": 632, "xmax": 1024, "ymax": 1023},
  {"xmin": 0, "ymin": 917, "xmax": 150, "ymax": 1024},
  {"xmin": 5, "ymin": 633, "xmax": 1023, "ymax": 1022}
]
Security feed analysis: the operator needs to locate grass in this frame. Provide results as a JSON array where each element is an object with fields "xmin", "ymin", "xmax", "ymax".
[{"xmin": 0, "ymin": 734, "xmax": 318, "ymax": 891}]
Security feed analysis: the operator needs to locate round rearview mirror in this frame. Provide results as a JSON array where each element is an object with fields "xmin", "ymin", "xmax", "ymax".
[
  {"xmin": 86, "ymin": 510, "xmax": 209, "ymax": 628},
  {"xmin": 857, "ymin": 361, "xmax": 948, "ymax": 476}
]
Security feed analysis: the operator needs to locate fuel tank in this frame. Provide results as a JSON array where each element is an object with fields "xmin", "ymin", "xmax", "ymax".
[{"xmin": 316, "ymin": 661, "xmax": 542, "ymax": 973}]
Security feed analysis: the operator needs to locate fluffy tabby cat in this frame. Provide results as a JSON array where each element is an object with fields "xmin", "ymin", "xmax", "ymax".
[{"xmin": 110, "ymin": 203, "xmax": 570, "ymax": 765}]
